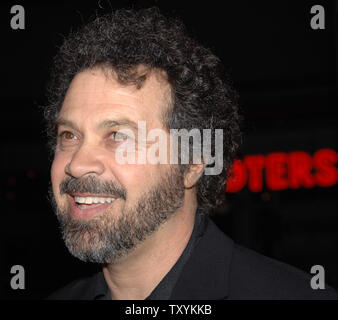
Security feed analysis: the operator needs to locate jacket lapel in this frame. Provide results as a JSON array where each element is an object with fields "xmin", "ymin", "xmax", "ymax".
[{"xmin": 170, "ymin": 215, "xmax": 234, "ymax": 300}]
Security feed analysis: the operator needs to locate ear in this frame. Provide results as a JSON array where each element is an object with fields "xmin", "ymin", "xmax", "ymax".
[{"xmin": 184, "ymin": 163, "xmax": 205, "ymax": 189}]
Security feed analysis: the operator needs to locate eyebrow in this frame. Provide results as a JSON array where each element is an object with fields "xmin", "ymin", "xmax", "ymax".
[
  {"xmin": 55, "ymin": 117, "xmax": 139, "ymax": 131},
  {"xmin": 55, "ymin": 118, "xmax": 80, "ymax": 132},
  {"xmin": 97, "ymin": 119, "xmax": 138, "ymax": 131}
]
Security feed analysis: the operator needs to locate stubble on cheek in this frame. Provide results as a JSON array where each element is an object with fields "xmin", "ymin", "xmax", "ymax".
[
  {"xmin": 50, "ymin": 156, "xmax": 66, "ymax": 205},
  {"xmin": 51, "ymin": 189, "xmax": 117, "ymax": 255}
]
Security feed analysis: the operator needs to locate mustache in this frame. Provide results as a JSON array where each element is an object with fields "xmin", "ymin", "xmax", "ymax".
[{"xmin": 59, "ymin": 175, "xmax": 126, "ymax": 200}]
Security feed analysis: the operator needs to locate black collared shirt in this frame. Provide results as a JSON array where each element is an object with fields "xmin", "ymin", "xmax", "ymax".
[{"xmin": 94, "ymin": 208, "xmax": 206, "ymax": 300}]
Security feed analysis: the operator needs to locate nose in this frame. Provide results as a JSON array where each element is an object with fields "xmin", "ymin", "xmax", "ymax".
[{"xmin": 65, "ymin": 144, "xmax": 105, "ymax": 178}]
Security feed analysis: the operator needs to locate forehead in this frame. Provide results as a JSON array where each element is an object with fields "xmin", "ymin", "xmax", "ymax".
[{"xmin": 59, "ymin": 67, "xmax": 171, "ymax": 128}]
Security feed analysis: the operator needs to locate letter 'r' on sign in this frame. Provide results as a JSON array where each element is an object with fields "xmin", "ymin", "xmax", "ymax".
[
  {"xmin": 310, "ymin": 5, "xmax": 325, "ymax": 30},
  {"xmin": 10, "ymin": 5, "xmax": 25, "ymax": 30}
]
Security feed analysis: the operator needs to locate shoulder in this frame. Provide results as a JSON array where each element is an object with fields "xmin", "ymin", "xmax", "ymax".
[
  {"xmin": 228, "ymin": 242, "xmax": 338, "ymax": 300},
  {"xmin": 201, "ymin": 216, "xmax": 338, "ymax": 300},
  {"xmin": 46, "ymin": 273, "xmax": 100, "ymax": 300}
]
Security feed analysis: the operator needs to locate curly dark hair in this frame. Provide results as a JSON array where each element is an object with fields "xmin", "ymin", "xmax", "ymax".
[{"xmin": 44, "ymin": 7, "xmax": 242, "ymax": 214}]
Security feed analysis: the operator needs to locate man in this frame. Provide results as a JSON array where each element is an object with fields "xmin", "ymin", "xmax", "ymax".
[{"xmin": 45, "ymin": 7, "xmax": 337, "ymax": 300}]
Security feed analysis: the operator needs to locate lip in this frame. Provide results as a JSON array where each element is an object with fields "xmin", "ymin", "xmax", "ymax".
[
  {"xmin": 69, "ymin": 192, "xmax": 117, "ymax": 198},
  {"xmin": 68, "ymin": 194, "xmax": 117, "ymax": 220}
]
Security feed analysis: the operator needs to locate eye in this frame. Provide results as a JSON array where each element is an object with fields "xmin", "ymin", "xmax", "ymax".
[
  {"xmin": 110, "ymin": 131, "xmax": 130, "ymax": 141},
  {"xmin": 60, "ymin": 131, "xmax": 76, "ymax": 140}
]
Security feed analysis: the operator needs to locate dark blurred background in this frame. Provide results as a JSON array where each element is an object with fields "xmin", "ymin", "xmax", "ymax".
[{"xmin": 1, "ymin": 0, "xmax": 337, "ymax": 299}]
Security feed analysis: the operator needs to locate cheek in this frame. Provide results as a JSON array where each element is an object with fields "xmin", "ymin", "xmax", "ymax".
[
  {"xmin": 110, "ymin": 162, "xmax": 161, "ymax": 198},
  {"xmin": 51, "ymin": 153, "xmax": 69, "ymax": 195}
]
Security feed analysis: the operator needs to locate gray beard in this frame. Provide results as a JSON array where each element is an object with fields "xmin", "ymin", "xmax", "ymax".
[{"xmin": 49, "ymin": 167, "xmax": 185, "ymax": 264}]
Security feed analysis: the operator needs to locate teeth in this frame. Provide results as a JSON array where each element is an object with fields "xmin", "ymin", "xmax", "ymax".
[{"xmin": 74, "ymin": 196, "xmax": 116, "ymax": 204}]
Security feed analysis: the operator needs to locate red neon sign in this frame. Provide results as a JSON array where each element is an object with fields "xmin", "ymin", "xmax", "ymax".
[{"xmin": 226, "ymin": 148, "xmax": 337, "ymax": 193}]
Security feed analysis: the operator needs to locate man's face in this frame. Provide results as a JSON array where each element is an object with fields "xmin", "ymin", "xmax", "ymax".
[{"xmin": 50, "ymin": 67, "xmax": 185, "ymax": 263}]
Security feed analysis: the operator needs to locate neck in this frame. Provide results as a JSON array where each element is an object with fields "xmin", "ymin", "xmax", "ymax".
[{"xmin": 102, "ymin": 198, "xmax": 197, "ymax": 300}]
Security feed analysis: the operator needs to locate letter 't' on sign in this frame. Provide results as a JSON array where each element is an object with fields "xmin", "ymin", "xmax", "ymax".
[
  {"xmin": 310, "ymin": 5, "xmax": 325, "ymax": 30},
  {"xmin": 310, "ymin": 265, "xmax": 325, "ymax": 290},
  {"xmin": 10, "ymin": 5, "xmax": 25, "ymax": 30},
  {"xmin": 10, "ymin": 265, "xmax": 25, "ymax": 290}
]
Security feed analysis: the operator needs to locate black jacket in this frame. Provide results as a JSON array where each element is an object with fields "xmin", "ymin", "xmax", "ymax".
[{"xmin": 47, "ymin": 213, "xmax": 338, "ymax": 300}]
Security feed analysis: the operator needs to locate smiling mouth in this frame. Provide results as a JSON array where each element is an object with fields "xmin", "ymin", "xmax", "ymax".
[
  {"xmin": 74, "ymin": 195, "xmax": 116, "ymax": 209},
  {"xmin": 67, "ymin": 194, "xmax": 118, "ymax": 217}
]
